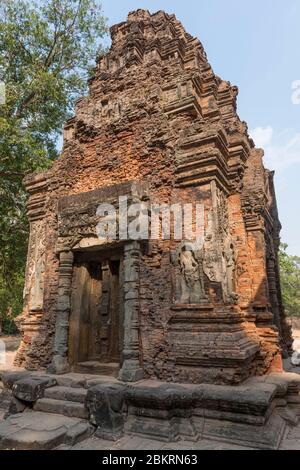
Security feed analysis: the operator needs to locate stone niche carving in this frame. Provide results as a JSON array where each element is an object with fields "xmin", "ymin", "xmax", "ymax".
[
  {"xmin": 24, "ymin": 220, "xmax": 46, "ymax": 312},
  {"xmin": 99, "ymin": 98, "xmax": 122, "ymax": 121},
  {"xmin": 203, "ymin": 185, "xmax": 238, "ymax": 304},
  {"xmin": 171, "ymin": 243, "xmax": 208, "ymax": 304},
  {"xmin": 221, "ymin": 240, "xmax": 238, "ymax": 304}
]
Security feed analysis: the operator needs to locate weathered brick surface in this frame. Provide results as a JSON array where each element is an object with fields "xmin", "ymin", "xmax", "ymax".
[{"xmin": 15, "ymin": 9, "xmax": 292, "ymax": 384}]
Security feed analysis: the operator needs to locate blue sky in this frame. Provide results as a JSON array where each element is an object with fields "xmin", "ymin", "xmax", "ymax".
[{"xmin": 101, "ymin": 0, "xmax": 300, "ymax": 255}]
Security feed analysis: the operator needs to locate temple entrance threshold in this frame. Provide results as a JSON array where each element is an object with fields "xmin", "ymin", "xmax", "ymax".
[{"xmin": 68, "ymin": 249, "xmax": 124, "ymax": 376}]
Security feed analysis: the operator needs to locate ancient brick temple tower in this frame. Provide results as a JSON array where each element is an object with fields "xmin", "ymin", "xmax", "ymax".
[{"xmin": 16, "ymin": 9, "xmax": 292, "ymax": 384}]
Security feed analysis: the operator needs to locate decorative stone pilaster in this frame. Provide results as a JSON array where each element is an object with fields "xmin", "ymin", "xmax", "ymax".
[
  {"xmin": 14, "ymin": 172, "xmax": 49, "ymax": 367},
  {"xmin": 47, "ymin": 251, "xmax": 74, "ymax": 374},
  {"xmin": 119, "ymin": 242, "xmax": 143, "ymax": 382}
]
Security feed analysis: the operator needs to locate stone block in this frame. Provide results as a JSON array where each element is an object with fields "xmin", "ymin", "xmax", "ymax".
[
  {"xmin": 44, "ymin": 386, "xmax": 87, "ymax": 404},
  {"xmin": 7, "ymin": 397, "xmax": 27, "ymax": 415},
  {"xmin": 34, "ymin": 398, "xmax": 89, "ymax": 419},
  {"xmin": 12, "ymin": 376, "xmax": 57, "ymax": 402},
  {"xmin": 0, "ymin": 411, "xmax": 91, "ymax": 450},
  {"xmin": 86, "ymin": 382, "xmax": 126, "ymax": 441},
  {"xmin": 1, "ymin": 371, "xmax": 30, "ymax": 390}
]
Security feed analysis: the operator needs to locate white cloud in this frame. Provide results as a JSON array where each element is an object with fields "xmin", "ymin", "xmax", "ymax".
[
  {"xmin": 249, "ymin": 126, "xmax": 300, "ymax": 171},
  {"xmin": 250, "ymin": 126, "xmax": 273, "ymax": 147},
  {"xmin": 291, "ymin": 80, "xmax": 300, "ymax": 105}
]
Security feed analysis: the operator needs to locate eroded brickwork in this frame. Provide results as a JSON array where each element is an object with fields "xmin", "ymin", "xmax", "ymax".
[{"xmin": 15, "ymin": 9, "xmax": 292, "ymax": 384}]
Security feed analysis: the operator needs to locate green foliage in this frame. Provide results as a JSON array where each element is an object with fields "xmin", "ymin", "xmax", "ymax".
[
  {"xmin": 279, "ymin": 243, "xmax": 300, "ymax": 317},
  {"xmin": 0, "ymin": 0, "xmax": 107, "ymax": 334}
]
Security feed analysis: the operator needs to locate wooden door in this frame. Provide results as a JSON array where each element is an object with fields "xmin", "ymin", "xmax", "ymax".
[{"xmin": 68, "ymin": 254, "xmax": 123, "ymax": 367}]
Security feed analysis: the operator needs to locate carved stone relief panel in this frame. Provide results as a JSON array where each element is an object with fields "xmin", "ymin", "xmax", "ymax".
[
  {"xmin": 221, "ymin": 240, "xmax": 238, "ymax": 304},
  {"xmin": 24, "ymin": 220, "xmax": 46, "ymax": 312},
  {"xmin": 171, "ymin": 243, "xmax": 208, "ymax": 304},
  {"xmin": 203, "ymin": 183, "xmax": 238, "ymax": 304}
]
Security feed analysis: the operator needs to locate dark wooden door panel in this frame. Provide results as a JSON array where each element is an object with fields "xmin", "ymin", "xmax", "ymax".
[{"xmin": 69, "ymin": 252, "xmax": 123, "ymax": 372}]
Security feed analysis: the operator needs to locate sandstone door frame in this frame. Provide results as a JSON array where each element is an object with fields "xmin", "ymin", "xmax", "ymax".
[{"xmin": 48, "ymin": 241, "xmax": 144, "ymax": 382}]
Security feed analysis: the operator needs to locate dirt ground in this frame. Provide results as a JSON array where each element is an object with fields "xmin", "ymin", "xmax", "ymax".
[
  {"xmin": 283, "ymin": 328, "xmax": 300, "ymax": 374},
  {"xmin": 0, "ymin": 336, "xmax": 20, "ymax": 370},
  {"xmin": 293, "ymin": 328, "xmax": 300, "ymax": 350}
]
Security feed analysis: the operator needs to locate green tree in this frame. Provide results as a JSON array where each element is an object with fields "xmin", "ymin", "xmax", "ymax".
[
  {"xmin": 279, "ymin": 243, "xmax": 300, "ymax": 317},
  {"xmin": 0, "ymin": 0, "xmax": 107, "ymax": 333}
]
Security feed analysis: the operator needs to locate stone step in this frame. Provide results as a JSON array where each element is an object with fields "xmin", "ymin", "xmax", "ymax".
[
  {"xmin": 75, "ymin": 361, "xmax": 119, "ymax": 377},
  {"xmin": 44, "ymin": 386, "xmax": 87, "ymax": 404},
  {"xmin": 0, "ymin": 411, "xmax": 92, "ymax": 450},
  {"xmin": 34, "ymin": 398, "xmax": 89, "ymax": 419},
  {"xmin": 54, "ymin": 372, "xmax": 119, "ymax": 389}
]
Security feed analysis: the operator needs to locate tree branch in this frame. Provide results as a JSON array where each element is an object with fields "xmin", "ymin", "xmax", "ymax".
[{"xmin": 0, "ymin": 171, "xmax": 25, "ymax": 178}]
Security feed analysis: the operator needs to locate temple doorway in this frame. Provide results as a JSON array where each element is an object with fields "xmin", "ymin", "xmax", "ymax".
[{"xmin": 68, "ymin": 249, "xmax": 124, "ymax": 376}]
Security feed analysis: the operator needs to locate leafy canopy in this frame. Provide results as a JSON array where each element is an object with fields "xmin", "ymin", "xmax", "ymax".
[
  {"xmin": 279, "ymin": 243, "xmax": 300, "ymax": 317},
  {"xmin": 0, "ymin": 0, "xmax": 107, "ymax": 332}
]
